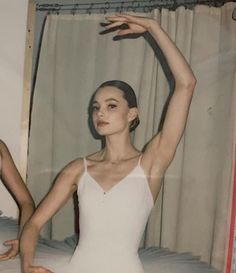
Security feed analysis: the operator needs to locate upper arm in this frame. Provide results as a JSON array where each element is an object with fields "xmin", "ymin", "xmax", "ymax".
[
  {"xmin": 0, "ymin": 140, "xmax": 34, "ymax": 206},
  {"xmin": 160, "ymin": 84, "xmax": 195, "ymax": 153},
  {"xmin": 144, "ymin": 82, "xmax": 196, "ymax": 171},
  {"xmin": 29, "ymin": 159, "xmax": 83, "ymax": 230}
]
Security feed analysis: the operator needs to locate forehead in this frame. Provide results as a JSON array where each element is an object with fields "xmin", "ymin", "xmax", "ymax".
[{"xmin": 93, "ymin": 86, "xmax": 125, "ymax": 103}]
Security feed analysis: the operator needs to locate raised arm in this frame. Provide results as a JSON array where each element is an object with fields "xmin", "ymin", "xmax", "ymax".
[
  {"xmin": 20, "ymin": 159, "xmax": 83, "ymax": 273},
  {"xmin": 0, "ymin": 140, "xmax": 35, "ymax": 260},
  {"xmin": 104, "ymin": 13, "xmax": 196, "ymax": 170},
  {"xmin": 145, "ymin": 16, "xmax": 196, "ymax": 168}
]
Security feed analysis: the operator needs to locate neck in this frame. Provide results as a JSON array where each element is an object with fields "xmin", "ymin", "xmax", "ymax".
[{"xmin": 101, "ymin": 132, "xmax": 138, "ymax": 162}]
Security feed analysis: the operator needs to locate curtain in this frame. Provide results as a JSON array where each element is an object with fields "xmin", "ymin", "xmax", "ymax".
[{"xmin": 27, "ymin": 3, "xmax": 236, "ymax": 271}]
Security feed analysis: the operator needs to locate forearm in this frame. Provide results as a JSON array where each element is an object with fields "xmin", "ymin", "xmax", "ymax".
[
  {"xmin": 20, "ymin": 221, "xmax": 39, "ymax": 271},
  {"xmin": 18, "ymin": 202, "xmax": 35, "ymax": 235},
  {"xmin": 148, "ymin": 21, "xmax": 196, "ymax": 88}
]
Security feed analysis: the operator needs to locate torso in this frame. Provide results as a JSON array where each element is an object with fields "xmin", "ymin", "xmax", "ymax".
[{"xmin": 66, "ymin": 154, "xmax": 154, "ymax": 273}]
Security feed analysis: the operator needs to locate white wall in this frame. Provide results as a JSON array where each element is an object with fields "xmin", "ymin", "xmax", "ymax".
[{"xmin": 0, "ymin": 1, "xmax": 29, "ymax": 218}]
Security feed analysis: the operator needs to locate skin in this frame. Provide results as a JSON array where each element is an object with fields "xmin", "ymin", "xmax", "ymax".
[
  {"xmin": 0, "ymin": 140, "xmax": 35, "ymax": 261},
  {"xmin": 20, "ymin": 13, "xmax": 196, "ymax": 273}
]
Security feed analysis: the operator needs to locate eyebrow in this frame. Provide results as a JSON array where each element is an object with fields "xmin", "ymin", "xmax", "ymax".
[{"xmin": 92, "ymin": 98, "xmax": 119, "ymax": 104}]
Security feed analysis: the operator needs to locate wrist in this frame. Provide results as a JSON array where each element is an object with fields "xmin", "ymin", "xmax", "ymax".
[
  {"xmin": 147, "ymin": 19, "xmax": 161, "ymax": 32},
  {"xmin": 22, "ymin": 264, "xmax": 31, "ymax": 273},
  {"xmin": 22, "ymin": 259, "xmax": 31, "ymax": 270}
]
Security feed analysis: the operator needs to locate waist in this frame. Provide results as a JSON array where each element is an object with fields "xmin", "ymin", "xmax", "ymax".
[
  {"xmin": 70, "ymin": 247, "xmax": 144, "ymax": 273},
  {"xmin": 78, "ymin": 231, "xmax": 141, "ymax": 253},
  {"xmin": 78, "ymin": 240, "xmax": 138, "ymax": 255}
]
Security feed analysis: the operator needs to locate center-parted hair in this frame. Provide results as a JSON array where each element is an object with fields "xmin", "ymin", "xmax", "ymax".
[{"xmin": 90, "ymin": 80, "xmax": 140, "ymax": 132}]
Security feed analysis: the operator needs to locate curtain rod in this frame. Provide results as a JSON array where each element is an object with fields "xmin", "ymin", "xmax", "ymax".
[{"xmin": 36, "ymin": 0, "xmax": 234, "ymax": 14}]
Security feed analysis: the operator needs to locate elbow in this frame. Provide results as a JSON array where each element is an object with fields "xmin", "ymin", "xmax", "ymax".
[
  {"xmin": 176, "ymin": 75, "xmax": 197, "ymax": 92},
  {"xmin": 184, "ymin": 75, "xmax": 197, "ymax": 91},
  {"xmin": 189, "ymin": 75, "xmax": 197, "ymax": 89}
]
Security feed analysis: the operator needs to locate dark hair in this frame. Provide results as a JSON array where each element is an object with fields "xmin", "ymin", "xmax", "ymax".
[{"xmin": 92, "ymin": 80, "xmax": 140, "ymax": 132}]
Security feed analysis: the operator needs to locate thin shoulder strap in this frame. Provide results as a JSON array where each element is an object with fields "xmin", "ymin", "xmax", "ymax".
[
  {"xmin": 83, "ymin": 157, "xmax": 88, "ymax": 172},
  {"xmin": 138, "ymin": 153, "xmax": 143, "ymax": 166}
]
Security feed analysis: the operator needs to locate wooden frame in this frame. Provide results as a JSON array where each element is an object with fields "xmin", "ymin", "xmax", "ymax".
[{"xmin": 20, "ymin": 0, "xmax": 36, "ymax": 181}]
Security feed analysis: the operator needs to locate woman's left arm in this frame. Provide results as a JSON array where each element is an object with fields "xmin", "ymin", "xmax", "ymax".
[
  {"xmin": 145, "ymin": 19, "xmax": 196, "ymax": 168},
  {"xmin": 104, "ymin": 14, "xmax": 197, "ymax": 170},
  {"xmin": 0, "ymin": 140, "xmax": 35, "ymax": 260}
]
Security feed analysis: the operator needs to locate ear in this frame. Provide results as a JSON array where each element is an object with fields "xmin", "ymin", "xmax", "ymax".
[{"xmin": 128, "ymin": 107, "xmax": 138, "ymax": 123}]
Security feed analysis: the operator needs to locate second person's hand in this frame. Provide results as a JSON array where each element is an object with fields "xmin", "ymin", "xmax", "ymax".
[{"xmin": 0, "ymin": 239, "xmax": 19, "ymax": 261}]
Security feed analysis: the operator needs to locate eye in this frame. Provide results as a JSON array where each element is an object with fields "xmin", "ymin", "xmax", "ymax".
[
  {"xmin": 91, "ymin": 105, "xmax": 99, "ymax": 112},
  {"xmin": 108, "ymin": 104, "xmax": 117, "ymax": 110}
]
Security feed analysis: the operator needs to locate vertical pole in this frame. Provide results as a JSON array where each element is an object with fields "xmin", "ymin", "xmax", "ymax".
[{"xmin": 20, "ymin": 0, "xmax": 36, "ymax": 181}]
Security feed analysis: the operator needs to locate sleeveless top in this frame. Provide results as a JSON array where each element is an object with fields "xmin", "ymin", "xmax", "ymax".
[{"xmin": 66, "ymin": 155, "xmax": 154, "ymax": 273}]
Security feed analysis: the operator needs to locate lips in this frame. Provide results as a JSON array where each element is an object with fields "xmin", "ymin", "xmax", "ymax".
[{"xmin": 97, "ymin": 120, "xmax": 109, "ymax": 127}]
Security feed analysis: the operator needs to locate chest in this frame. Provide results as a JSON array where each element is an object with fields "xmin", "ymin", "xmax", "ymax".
[
  {"xmin": 87, "ymin": 162, "xmax": 138, "ymax": 192},
  {"xmin": 78, "ymin": 169, "xmax": 153, "ymax": 223}
]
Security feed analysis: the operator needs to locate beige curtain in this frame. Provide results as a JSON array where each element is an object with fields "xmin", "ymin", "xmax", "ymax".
[{"xmin": 27, "ymin": 3, "xmax": 236, "ymax": 271}]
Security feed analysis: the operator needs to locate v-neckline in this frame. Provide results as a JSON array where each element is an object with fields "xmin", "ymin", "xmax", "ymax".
[{"xmin": 86, "ymin": 161, "xmax": 140, "ymax": 194}]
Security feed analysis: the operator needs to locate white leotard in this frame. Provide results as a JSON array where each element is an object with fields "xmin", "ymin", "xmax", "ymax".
[{"xmin": 65, "ymin": 156, "xmax": 154, "ymax": 273}]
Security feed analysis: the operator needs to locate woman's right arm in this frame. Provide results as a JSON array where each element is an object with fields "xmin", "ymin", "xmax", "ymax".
[
  {"xmin": 0, "ymin": 139, "xmax": 35, "ymax": 261},
  {"xmin": 20, "ymin": 158, "xmax": 83, "ymax": 273}
]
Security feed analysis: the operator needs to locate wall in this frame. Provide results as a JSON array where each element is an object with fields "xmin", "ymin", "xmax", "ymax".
[{"xmin": 0, "ymin": 1, "xmax": 29, "ymax": 218}]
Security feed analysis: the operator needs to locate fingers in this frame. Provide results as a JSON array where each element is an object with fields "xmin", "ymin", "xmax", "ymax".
[
  {"xmin": 0, "ymin": 249, "xmax": 18, "ymax": 260},
  {"xmin": 0, "ymin": 252, "xmax": 17, "ymax": 261},
  {"xmin": 103, "ymin": 21, "xmax": 126, "ymax": 30},
  {"xmin": 4, "ymin": 239, "xmax": 18, "ymax": 246},
  {"xmin": 0, "ymin": 253, "xmax": 10, "ymax": 261},
  {"xmin": 28, "ymin": 266, "xmax": 54, "ymax": 273},
  {"xmin": 0, "ymin": 240, "xmax": 19, "ymax": 260},
  {"xmin": 101, "ymin": 19, "xmax": 134, "ymax": 36},
  {"xmin": 103, "ymin": 13, "xmax": 149, "ymax": 36},
  {"xmin": 106, "ymin": 13, "xmax": 143, "ymax": 24},
  {"xmin": 117, "ymin": 29, "xmax": 133, "ymax": 36},
  {"xmin": 115, "ymin": 12, "xmax": 135, "ymax": 17},
  {"xmin": 34, "ymin": 268, "xmax": 53, "ymax": 273},
  {"xmin": 105, "ymin": 15, "xmax": 128, "ymax": 23}
]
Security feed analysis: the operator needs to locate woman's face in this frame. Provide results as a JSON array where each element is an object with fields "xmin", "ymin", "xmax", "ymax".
[{"xmin": 91, "ymin": 86, "xmax": 137, "ymax": 136}]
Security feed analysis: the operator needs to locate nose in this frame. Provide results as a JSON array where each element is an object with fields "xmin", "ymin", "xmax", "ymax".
[{"xmin": 96, "ymin": 107, "xmax": 104, "ymax": 117}]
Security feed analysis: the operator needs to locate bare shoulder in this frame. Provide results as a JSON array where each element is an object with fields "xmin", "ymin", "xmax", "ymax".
[
  {"xmin": 0, "ymin": 139, "xmax": 4, "ymax": 147},
  {"xmin": 85, "ymin": 151, "xmax": 103, "ymax": 164},
  {"xmin": 0, "ymin": 139, "xmax": 8, "ymax": 153},
  {"xmin": 59, "ymin": 157, "xmax": 85, "ymax": 186},
  {"xmin": 86, "ymin": 150, "xmax": 101, "ymax": 159},
  {"xmin": 0, "ymin": 140, "xmax": 3, "ymax": 157},
  {"xmin": 0, "ymin": 139, "xmax": 13, "ymax": 160},
  {"xmin": 62, "ymin": 157, "xmax": 84, "ymax": 174}
]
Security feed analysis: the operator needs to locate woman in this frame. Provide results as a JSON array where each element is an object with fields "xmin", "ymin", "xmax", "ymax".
[
  {"xmin": 20, "ymin": 13, "xmax": 196, "ymax": 273},
  {"xmin": 0, "ymin": 139, "xmax": 35, "ymax": 261}
]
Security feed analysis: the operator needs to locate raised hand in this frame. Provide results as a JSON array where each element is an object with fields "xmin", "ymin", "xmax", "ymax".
[
  {"xmin": 0, "ymin": 239, "xmax": 19, "ymax": 261},
  {"xmin": 24, "ymin": 265, "xmax": 54, "ymax": 273},
  {"xmin": 103, "ymin": 13, "xmax": 156, "ymax": 35}
]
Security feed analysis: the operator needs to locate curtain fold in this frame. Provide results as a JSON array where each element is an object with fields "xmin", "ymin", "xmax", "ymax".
[{"xmin": 27, "ymin": 3, "xmax": 236, "ymax": 271}]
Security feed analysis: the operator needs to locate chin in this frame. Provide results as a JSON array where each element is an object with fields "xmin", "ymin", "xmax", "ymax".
[
  {"xmin": 95, "ymin": 127, "xmax": 117, "ymax": 136},
  {"xmin": 95, "ymin": 127, "xmax": 110, "ymax": 136},
  {"xmin": 95, "ymin": 124, "xmax": 127, "ymax": 136}
]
